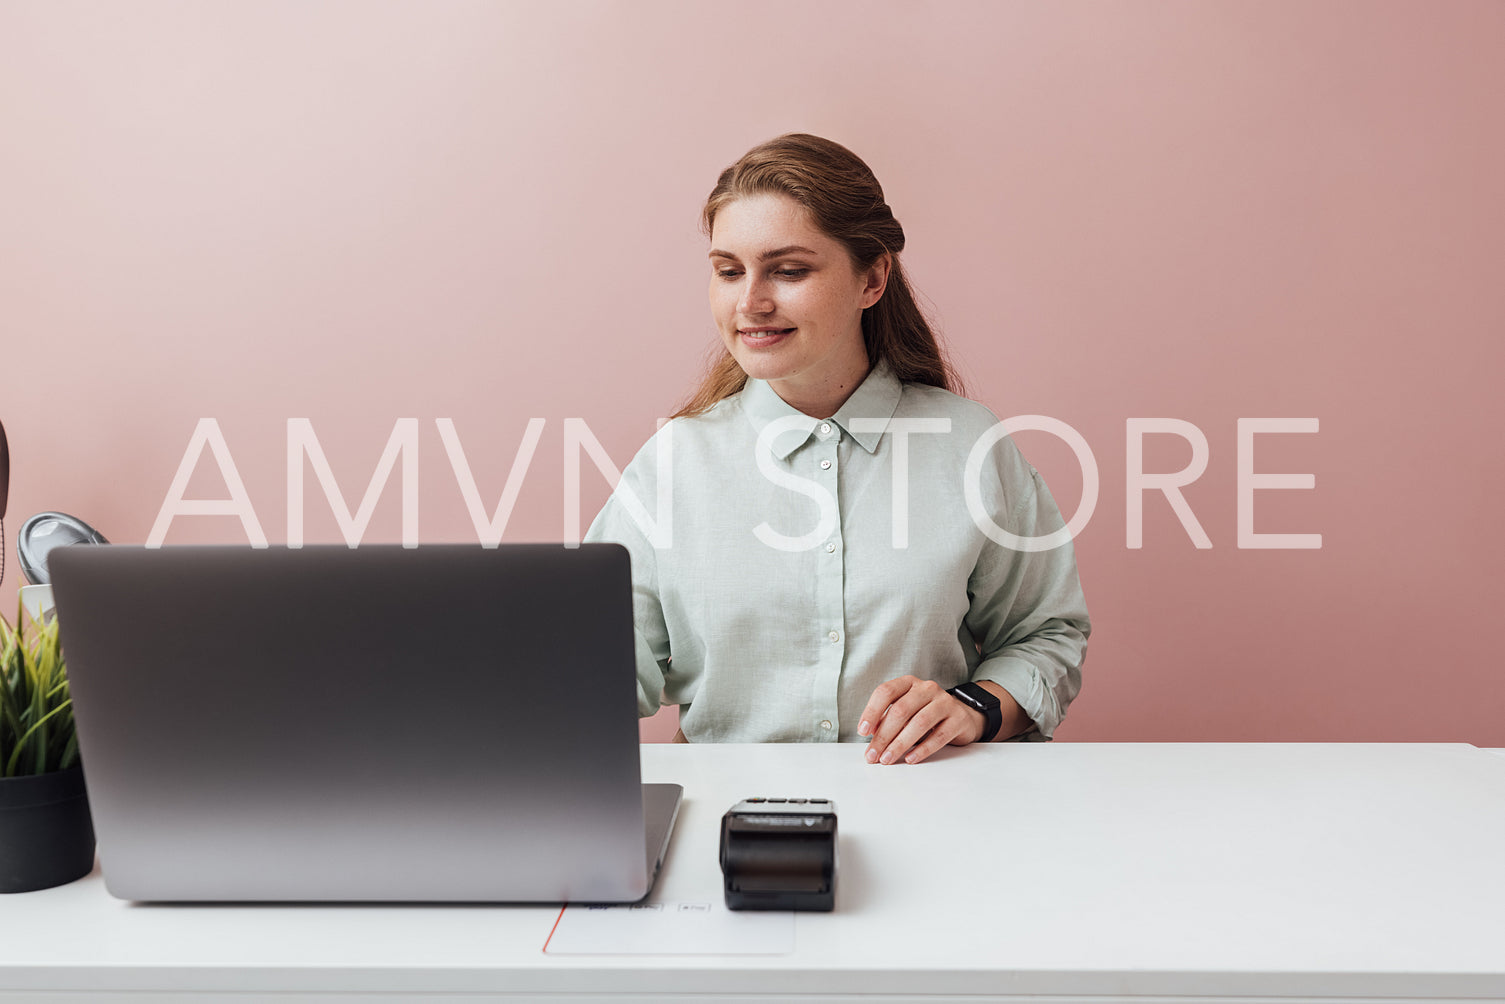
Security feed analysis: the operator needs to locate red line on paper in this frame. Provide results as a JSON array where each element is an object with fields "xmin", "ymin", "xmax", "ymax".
[{"xmin": 541, "ymin": 905, "xmax": 568, "ymax": 953}]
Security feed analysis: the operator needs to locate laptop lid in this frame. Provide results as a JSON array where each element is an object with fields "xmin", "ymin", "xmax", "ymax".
[{"xmin": 50, "ymin": 543, "xmax": 679, "ymax": 903}]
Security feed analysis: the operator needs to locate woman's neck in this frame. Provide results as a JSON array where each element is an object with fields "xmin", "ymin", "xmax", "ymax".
[
  {"xmin": 769, "ymin": 367, "xmax": 869, "ymax": 419},
  {"xmin": 766, "ymin": 347, "xmax": 873, "ymax": 420}
]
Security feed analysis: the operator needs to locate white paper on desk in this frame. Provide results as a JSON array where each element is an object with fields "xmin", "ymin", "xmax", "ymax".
[{"xmin": 544, "ymin": 901, "xmax": 794, "ymax": 955}]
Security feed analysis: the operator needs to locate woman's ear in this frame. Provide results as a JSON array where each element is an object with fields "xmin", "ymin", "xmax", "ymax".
[{"xmin": 860, "ymin": 254, "xmax": 891, "ymax": 309}]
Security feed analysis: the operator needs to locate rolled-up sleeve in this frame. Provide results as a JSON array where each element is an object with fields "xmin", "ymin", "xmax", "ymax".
[{"xmin": 965, "ymin": 438, "xmax": 1090, "ymax": 740}]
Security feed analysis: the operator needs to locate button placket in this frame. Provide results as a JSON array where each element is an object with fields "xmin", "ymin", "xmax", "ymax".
[{"xmin": 811, "ymin": 426, "xmax": 844, "ymax": 741}]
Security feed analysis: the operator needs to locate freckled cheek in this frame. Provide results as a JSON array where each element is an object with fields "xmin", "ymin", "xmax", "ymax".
[{"xmin": 708, "ymin": 288, "xmax": 735, "ymax": 328}]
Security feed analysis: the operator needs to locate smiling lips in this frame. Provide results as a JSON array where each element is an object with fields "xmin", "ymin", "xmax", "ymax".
[{"xmin": 739, "ymin": 327, "xmax": 795, "ymax": 347}]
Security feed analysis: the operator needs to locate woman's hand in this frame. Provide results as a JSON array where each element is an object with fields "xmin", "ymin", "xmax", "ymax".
[{"xmin": 857, "ymin": 677, "xmax": 1024, "ymax": 764}]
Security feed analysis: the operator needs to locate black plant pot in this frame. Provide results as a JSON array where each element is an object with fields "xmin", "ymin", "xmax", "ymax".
[{"xmin": 0, "ymin": 764, "xmax": 96, "ymax": 893}]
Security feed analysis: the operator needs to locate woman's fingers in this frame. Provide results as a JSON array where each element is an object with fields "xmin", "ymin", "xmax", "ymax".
[{"xmin": 861, "ymin": 676, "xmax": 982, "ymax": 764}]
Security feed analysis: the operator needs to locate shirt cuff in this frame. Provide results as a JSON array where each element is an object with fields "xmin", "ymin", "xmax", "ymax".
[{"xmin": 974, "ymin": 656, "xmax": 1062, "ymax": 740}]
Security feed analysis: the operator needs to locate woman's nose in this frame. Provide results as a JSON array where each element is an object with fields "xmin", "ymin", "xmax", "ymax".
[{"xmin": 738, "ymin": 276, "xmax": 773, "ymax": 316}]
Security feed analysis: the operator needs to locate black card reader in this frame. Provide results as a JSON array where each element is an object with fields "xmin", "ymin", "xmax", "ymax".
[{"xmin": 719, "ymin": 798, "xmax": 837, "ymax": 911}]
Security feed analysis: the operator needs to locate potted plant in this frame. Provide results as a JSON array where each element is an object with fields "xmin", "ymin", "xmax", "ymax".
[{"xmin": 1, "ymin": 603, "xmax": 95, "ymax": 893}]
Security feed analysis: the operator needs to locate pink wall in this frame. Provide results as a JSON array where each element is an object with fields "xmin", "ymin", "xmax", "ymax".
[{"xmin": 2, "ymin": 1, "xmax": 1501, "ymax": 744}]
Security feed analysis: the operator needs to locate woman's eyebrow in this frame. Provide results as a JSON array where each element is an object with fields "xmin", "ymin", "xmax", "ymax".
[{"xmin": 708, "ymin": 245, "xmax": 820, "ymax": 262}]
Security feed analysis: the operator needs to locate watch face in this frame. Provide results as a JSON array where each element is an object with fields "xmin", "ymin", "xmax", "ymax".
[{"xmin": 952, "ymin": 682, "xmax": 1000, "ymax": 711}]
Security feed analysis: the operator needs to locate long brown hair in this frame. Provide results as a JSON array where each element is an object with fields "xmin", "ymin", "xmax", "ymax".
[{"xmin": 673, "ymin": 133, "xmax": 960, "ymax": 419}]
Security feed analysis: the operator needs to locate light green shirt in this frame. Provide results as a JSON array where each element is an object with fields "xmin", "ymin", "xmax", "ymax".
[{"xmin": 584, "ymin": 363, "xmax": 1089, "ymax": 743}]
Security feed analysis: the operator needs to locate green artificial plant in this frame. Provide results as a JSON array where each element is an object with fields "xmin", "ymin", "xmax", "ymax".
[{"xmin": 0, "ymin": 604, "xmax": 78, "ymax": 777}]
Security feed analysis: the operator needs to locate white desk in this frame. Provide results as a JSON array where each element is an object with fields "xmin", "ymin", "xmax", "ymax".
[{"xmin": 3, "ymin": 743, "xmax": 1505, "ymax": 1002}]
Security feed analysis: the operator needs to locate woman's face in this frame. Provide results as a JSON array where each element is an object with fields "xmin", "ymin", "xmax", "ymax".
[{"xmin": 708, "ymin": 193, "xmax": 887, "ymax": 417}]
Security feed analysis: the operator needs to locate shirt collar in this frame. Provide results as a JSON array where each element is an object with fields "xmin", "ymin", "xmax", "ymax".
[
  {"xmin": 739, "ymin": 361, "xmax": 903, "ymax": 459},
  {"xmin": 832, "ymin": 361, "xmax": 903, "ymax": 454}
]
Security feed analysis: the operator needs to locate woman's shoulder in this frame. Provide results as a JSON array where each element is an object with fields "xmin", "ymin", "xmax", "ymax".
[
  {"xmin": 656, "ymin": 393, "xmax": 746, "ymax": 442},
  {"xmin": 893, "ymin": 381, "xmax": 1036, "ymax": 484},
  {"xmin": 621, "ymin": 393, "xmax": 747, "ymax": 475},
  {"xmin": 896, "ymin": 380, "xmax": 1005, "ymax": 435},
  {"xmin": 681, "ymin": 391, "xmax": 746, "ymax": 426}
]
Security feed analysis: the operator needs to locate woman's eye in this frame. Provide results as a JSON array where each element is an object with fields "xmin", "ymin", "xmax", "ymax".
[
  {"xmin": 715, "ymin": 269, "xmax": 742, "ymax": 280},
  {"xmin": 775, "ymin": 268, "xmax": 809, "ymax": 279}
]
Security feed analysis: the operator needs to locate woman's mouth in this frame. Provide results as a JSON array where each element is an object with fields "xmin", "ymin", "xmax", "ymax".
[{"xmin": 739, "ymin": 327, "xmax": 795, "ymax": 347}]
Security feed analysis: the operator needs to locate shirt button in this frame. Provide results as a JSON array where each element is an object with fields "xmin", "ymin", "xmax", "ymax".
[
  {"xmin": 828, "ymin": 630, "xmax": 840, "ymax": 643},
  {"xmin": 825, "ymin": 542, "xmax": 836, "ymax": 553},
  {"xmin": 819, "ymin": 422, "xmax": 832, "ymax": 435},
  {"xmin": 819, "ymin": 720, "xmax": 832, "ymax": 730},
  {"xmin": 819, "ymin": 459, "xmax": 832, "ymax": 470}
]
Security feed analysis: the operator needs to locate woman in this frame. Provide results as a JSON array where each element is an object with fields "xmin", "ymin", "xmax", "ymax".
[{"xmin": 585, "ymin": 134, "xmax": 1088, "ymax": 764}]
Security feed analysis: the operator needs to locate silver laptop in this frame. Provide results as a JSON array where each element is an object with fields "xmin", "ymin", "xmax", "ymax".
[{"xmin": 49, "ymin": 543, "xmax": 681, "ymax": 903}]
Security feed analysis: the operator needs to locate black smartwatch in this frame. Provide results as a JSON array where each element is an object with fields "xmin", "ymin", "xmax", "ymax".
[{"xmin": 947, "ymin": 682, "xmax": 1003, "ymax": 743}]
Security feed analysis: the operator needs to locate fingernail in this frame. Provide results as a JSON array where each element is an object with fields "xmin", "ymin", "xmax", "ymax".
[
  {"xmin": 880, "ymin": 751, "xmax": 896, "ymax": 765},
  {"xmin": 865, "ymin": 748, "xmax": 878, "ymax": 763},
  {"xmin": 858, "ymin": 720, "xmax": 870, "ymax": 736},
  {"xmin": 904, "ymin": 752, "xmax": 918, "ymax": 764}
]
